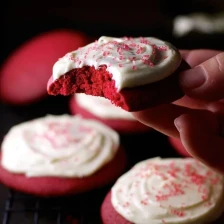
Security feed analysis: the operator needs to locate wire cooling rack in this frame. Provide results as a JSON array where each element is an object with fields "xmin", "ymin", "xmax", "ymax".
[{"xmin": 1, "ymin": 187, "xmax": 109, "ymax": 224}]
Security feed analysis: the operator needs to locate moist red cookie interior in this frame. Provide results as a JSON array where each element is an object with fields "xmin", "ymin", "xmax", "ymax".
[{"xmin": 48, "ymin": 60, "xmax": 190, "ymax": 112}]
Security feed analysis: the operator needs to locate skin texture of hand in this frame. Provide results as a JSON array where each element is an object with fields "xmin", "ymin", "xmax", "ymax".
[{"xmin": 132, "ymin": 50, "xmax": 224, "ymax": 174}]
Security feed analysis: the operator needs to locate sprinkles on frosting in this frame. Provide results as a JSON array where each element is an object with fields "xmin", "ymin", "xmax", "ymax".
[
  {"xmin": 1, "ymin": 115, "xmax": 120, "ymax": 178},
  {"xmin": 66, "ymin": 37, "xmax": 167, "ymax": 70},
  {"xmin": 52, "ymin": 36, "xmax": 182, "ymax": 91},
  {"xmin": 111, "ymin": 157, "xmax": 224, "ymax": 224}
]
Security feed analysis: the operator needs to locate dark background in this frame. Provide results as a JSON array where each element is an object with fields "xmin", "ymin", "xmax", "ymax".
[
  {"xmin": 1, "ymin": 3, "xmax": 224, "ymax": 223},
  {"xmin": 2, "ymin": 1, "xmax": 224, "ymax": 63}
]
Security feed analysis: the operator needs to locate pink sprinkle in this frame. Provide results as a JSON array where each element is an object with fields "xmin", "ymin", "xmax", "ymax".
[
  {"xmin": 170, "ymin": 209, "xmax": 185, "ymax": 217},
  {"xmin": 123, "ymin": 202, "xmax": 130, "ymax": 208},
  {"xmin": 142, "ymin": 59, "xmax": 154, "ymax": 67},
  {"xmin": 119, "ymin": 64, "xmax": 123, "ymax": 67},
  {"xmin": 130, "ymin": 56, "xmax": 136, "ymax": 61},
  {"xmin": 152, "ymin": 44, "xmax": 157, "ymax": 55},
  {"xmin": 130, "ymin": 43, "xmax": 137, "ymax": 48},
  {"xmin": 157, "ymin": 45, "xmax": 168, "ymax": 51},
  {"xmin": 103, "ymin": 51, "xmax": 110, "ymax": 56},
  {"xmin": 136, "ymin": 47, "xmax": 144, "ymax": 54},
  {"xmin": 164, "ymin": 56, "xmax": 168, "ymax": 59},
  {"xmin": 190, "ymin": 173, "xmax": 205, "ymax": 185},
  {"xmin": 141, "ymin": 198, "xmax": 148, "ymax": 206},
  {"xmin": 122, "ymin": 44, "xmax": 130, "ymax": 50},
  {"xmin": 162, "ymin": 220, "xmax": 166, "ymax": 223},
  {"xmin": 204, "ymin": 201, "xmax": 213, "ymax": 207},
  {"xmin": 117, "ymin": 47, "xmax": 122, "ymax": 54},
  {"xmin": 123, "ymin": 36, "xmax": 132, "ymax": 41},
  {"xmin": 167, "ymin": 170, "xmax": 177, "ymax": 178},
  {"xmin": 201, "ymin": 195, "xmax": 208, "ymax": 200},
  {"xmin": 156, "ymin": 195, "xmax": 168, "ymax": 201},
  {"xmin": 140, "ymin": 37, "xmax": 150, "ymax": 45},
  {"xmin": 132, "ymin": 65, "xmax": 137, "ymax": 70}
]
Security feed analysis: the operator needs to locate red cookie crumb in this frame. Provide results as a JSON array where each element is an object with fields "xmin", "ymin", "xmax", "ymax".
[
  {"xmin": 101, "ymin": 191, "xmax": 132, "ymax": 224},
  {"xmin": 69, "ymin": 96, "xmax": 151, "ymax": 133},
  {"xmin": 0, "ymin": 29, "xmax": 90, "ymax": 105},
  {"xmin": 48, "ymin": 60, "xmax": 190, "ymax": 112},
  {"xmin": 0, "ymin": 147, "xmax": 126, "ymax": 197}
]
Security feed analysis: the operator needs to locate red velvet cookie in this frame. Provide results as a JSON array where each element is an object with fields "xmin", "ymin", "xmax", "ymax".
[
  {"xmin": 48, "ymin": 36, "xmax": 190, "ymax": 112},
  {"xmin": 0, "ymin": 148, "xmax": 126, "ymax": 197},
  {"xmin": 69, "ymin": 94, "xmax": 151, "ymax": 133},
  {"xmin": 101, "ymin": 191, "xmax": 131, "ymax": 224},
  {"xmin": 168, "ymin": 137, "xmax": 191, "ymax": 157},
  {"xmin": 101, "ymin": 191, "xmax": 224, "ymax": 224},
  {"xmin": 0, "ymin": 114, "xmax": 127, "ymax": 197},
  {"xmin": 101, "ymin": 157, "xmax": 224, "ymax": 224},
  {"xmin": 0, "ymin": 29, "xmax": 90, "ymax": 105}
]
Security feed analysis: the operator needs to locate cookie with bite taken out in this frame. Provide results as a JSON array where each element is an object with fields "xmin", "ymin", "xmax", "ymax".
[{"xmin": 47, "ymin": 36, "xmax": 190, "ymax": 112}]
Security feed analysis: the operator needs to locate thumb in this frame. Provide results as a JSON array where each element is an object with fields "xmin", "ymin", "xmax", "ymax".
[{"xmin": 180, "ymin": 52, "xmax": 224, "ymax": 101}]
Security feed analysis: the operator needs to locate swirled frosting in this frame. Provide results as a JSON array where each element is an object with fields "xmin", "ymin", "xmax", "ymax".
[
  {"xmin": 75, "ymin": 94, "xmax": 135, "ymax": 120},
  {"xmin": 111, "ymin": 157, "xmax": 224, "ymax": 224},
  {"xmin": 52, "ymin": 36, "xmax": 181, "ymax": 91},
  {"xmin": 1, "ymin": 114, "xmax": 119, "ymax": 177}
]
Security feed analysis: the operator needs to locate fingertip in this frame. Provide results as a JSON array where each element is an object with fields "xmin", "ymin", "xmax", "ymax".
[
  {"xmin": 174, "ymin": 115, "xmax": 184, "ymax": 133},
  {"xmin": 179, "ymin": 52, "xmax": 224, "ymax": 101},
  {"xmin": 179, "ymin": 66, "xmax": 206, "ymax": 90}
]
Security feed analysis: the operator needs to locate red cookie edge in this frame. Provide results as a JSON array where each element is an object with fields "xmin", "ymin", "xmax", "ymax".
[{"xmin": 0, "ymin": 147, "xmax": 127, "ymax": 197}]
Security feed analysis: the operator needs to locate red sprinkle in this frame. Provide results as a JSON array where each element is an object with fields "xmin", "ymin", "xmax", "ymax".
[{"xmin": 170, "ymin": 208, "xmax": 185, "ymax": 217}]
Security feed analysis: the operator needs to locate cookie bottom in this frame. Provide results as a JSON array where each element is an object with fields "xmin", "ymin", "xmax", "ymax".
[{"xmin": 0, "ymin": 147, "xmax": 127, "ymax": 197}]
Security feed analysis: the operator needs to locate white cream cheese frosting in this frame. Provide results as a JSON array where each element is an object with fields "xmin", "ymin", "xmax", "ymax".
[
  {"xmin": 1, "ymin": 114, "xmax": 119, "ymax": 178},
  {"xmin": 111, "ymin": 157, "xmax": 224, "ymax": 224},
  {"xmin": 75, "ymin": 94, "xmax": 135, "ymax": 120},
  {"xmin": 52, "ymin": 36, "xmax": 182, "ymax": 91}
]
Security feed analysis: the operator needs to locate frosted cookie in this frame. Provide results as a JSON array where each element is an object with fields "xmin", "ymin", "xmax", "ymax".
[
  {"xmin": 69, "ymin": 94, "xmax": 151, "ymax": 133},
  {"xmin": 0, "ymin": 114, "xmax": 126, "ymax": 197},
  {"xmin": 47, "ymin": 36, "xmax": 189, "ymax": 111},
  {"xmin": 168, "ymin": 137, "xmax": 191, "ymax": 157},
  {"xmin": 101, "ymin": 157, "xmax": 224, "ymax": 224}
]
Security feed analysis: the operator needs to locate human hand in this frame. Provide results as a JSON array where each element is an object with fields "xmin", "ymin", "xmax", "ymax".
[{"xmin": 132, "ymin": 49, "xmax": 224, "ymax": 173}]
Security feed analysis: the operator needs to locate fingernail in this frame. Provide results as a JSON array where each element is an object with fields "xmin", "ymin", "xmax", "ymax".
[
  {"xmin": 180, "ymin": 66, "xmax": 206, "ymax": 89},
  {"xmin": 174, "ymin": 117, "xmax": 182, "ymax": 132}
]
